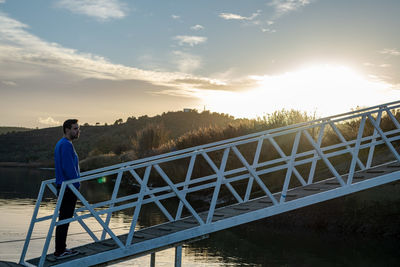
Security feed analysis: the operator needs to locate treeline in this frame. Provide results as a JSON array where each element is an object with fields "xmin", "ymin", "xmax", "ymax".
[
  {"xmin": 0, "ymin": 127, "xmax": 32, "ymax": 135},
  {"xmin": 0, "ymin": 110, "xmax": 239, "ymax": 165},
  {"xmin": 2, "ymin": 108, "xmax": 399, "ymax": 174}
]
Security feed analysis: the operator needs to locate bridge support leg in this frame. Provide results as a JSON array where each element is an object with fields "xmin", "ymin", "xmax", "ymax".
[
  {"xmin": 175, "ymin": 245, "xmax": 182, "ymax": 267},
  {"xmin": 150, "ymin": 252, "xmax": 155, "ymax": 267}
]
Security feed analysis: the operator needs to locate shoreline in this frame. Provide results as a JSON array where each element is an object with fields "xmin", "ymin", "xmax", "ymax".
[{"xmin": 0, "ymin": 162, "xmax": 53, "ymax": 168}]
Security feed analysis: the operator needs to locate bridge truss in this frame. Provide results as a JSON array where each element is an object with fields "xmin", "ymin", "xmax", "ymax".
[{"xmin": 20, "ymin": 100, "xmax": 400, "ymax": 266}]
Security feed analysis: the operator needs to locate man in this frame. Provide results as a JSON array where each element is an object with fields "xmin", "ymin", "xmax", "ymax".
[{"xmin": 53, "ymin": 119, "xmax": 81, "ymax": 259}]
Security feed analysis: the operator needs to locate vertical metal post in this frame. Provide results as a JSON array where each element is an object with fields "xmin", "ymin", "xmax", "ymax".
[
  {"xmin": 175, "ymin": 154, "xmax": 196, "ymax": 220},
  {"xmin": 101, "ymin": 171, "xmax": 123, "ymax": 240},
  {"xmin": 366, "ymin": 109, "xmax": 383, "ymax": 168},
  {"xmin": 280, "ymin": 131, "xmax": 301, "ymax": 203},
  {"xmin": 347, "ymin": 115, "xmax": 366, "ymax": 185},
  {"xmin": 206, "ymin": 148, "xmax": 230, "ymax": 224},
  {"xmin": 308, "ymin": 123, "xmax": 326, "ymax": 184},
  {"xmin": 150, "ymin": 253, "xmax": 156, "ymax": 267},
  {"xmin": 19, "ymin": 181, "xmax": 47, "ymax": 264},
  {"xmin": 126, "ymin": 166, "xmax": 152, "ymax": 246},
  {"xmin": 244, "ymin": 137, "xmax": 264, "ymax": 201},
  {"xmin": 175, "ymin": 245, "xmax": 182, "ymax": 267}
]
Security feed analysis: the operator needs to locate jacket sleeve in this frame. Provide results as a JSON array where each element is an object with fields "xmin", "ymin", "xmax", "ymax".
[{"xmin": 61, "ymin": 142, "xmax": 79, "ymax": 180}]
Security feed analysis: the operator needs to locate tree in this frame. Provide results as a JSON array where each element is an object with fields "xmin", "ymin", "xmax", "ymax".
[
  {"xmin": 134, "ymin": 124, "xmax": 170, "ymax": 157},
  {"xmin": 114, "ymin": 118, "xmax": 123, "ymax": 125}
]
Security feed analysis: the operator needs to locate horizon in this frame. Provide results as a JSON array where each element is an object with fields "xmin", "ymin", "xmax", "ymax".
[{"xmin": 1, "ymin": 0, "xmax": 400, "ymax": 128}]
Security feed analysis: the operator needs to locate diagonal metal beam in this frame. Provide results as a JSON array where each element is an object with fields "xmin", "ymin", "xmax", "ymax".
[
  {"xmin": 206, "ymin": 148, "xmax": 230, "ymax": 224},
  {"xmin": 175, "ymin": 154, "xmax": 197, "ymax": 220},
  {"xmin": 280, "ymin": 132, "xmax": 301, "ymax": 203},
  {"xmin": 244, "ymin": 137, "xmax": 264, "ymax": 201},
  {"xmin": 347, "ymin": 115, "xmax": 367, "ymax": 185},
  {"xmin": 201, "ymin": 151, "xmax": 243, "ymax": 203},
  {"xmin": 307, "ymin": 123, "xmax": 326, "ymax": 184},
  {"xmin": 367, "ymin": 114, "xmax": 400, "ymax": 161},
  {"xmin": 232, "ymin": 146, "xmax": 278, "ymax": 205},
  {"xmin": 126, "ymin": 166, "xmax": 151, "ymax": 246},
  {"xmin": 329, "ymin": 121, "xmax": 365, "ymax": 170},
  {"xmin": 129, "ymin": 169, "xmax": 174, "ymax": 222},
  {"xmin": 69, "ymin": 184, "xmax": 124, "ymax": 248},
  {"xmin": 268, "ymin": 135, "xmax": 306, "ymax": 186},
  {"xmin": 366, "ymin": 109, "xmax": 383, "ymax": 168},
  {"xmin": 101, "ymin": 171, "xmax": 123, "ymax": 240},
  {"xmin": 154, "ymin": 164, "xmax": 205, "ymax": 225},
  {"xmin": 384, "ymin": 107, "xmax": 400, "ymax": 130},
  {"xmin": 303, "ymin": 130, "xmax": 345, "ymax": 186}
]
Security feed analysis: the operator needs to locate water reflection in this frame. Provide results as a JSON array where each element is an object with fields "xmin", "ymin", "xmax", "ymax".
[
  {"xmin": 190, "ymin": 224, "xmax": 400, "ymax": 267},
  {"xmin": 0, "ymin": 167, "xmax": 54, "ymax": 199}
]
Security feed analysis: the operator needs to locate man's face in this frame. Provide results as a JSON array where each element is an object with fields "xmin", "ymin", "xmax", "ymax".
[{"xmin": 67, "ymin": 123, "xmax": 80, "ymax": 140}]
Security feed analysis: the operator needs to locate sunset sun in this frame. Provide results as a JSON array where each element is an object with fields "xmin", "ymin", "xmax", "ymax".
[{"xmin": 200, "ymin": 64, "xmax": 398, "ymax": 118}]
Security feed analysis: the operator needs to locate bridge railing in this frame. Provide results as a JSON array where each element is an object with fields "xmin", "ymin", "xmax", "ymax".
[{"xmin": 20, "ymin": 100, "xmax": 400, "ymax": 267}]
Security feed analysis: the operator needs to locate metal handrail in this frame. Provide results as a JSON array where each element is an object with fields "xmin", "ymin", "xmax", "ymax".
[{"xmin": 80, "ymin": 100, "xmax": 400, "ymax": 177}]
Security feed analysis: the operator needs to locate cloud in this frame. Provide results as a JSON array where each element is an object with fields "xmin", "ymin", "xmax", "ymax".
[
  {"xmin": 1, "ymin": 80, "xmax": 17, "ymax": 86},
  {"xmin": 379, "ymin": 48, "xmax": 400, "ymax": 56},
  {"xmin": 172, "ymin": 51, "xmax": 202, "ymax": 73},
  {"xmin": 219, "ymin": 10, "xmax": 270, "ymax": 32},
  {"xmin": 0, "ymin": 0, "xmax": 5, "ymax": 4},
  {"xmin": 0, "ymin": 12, "xmax": 227, "ymax": 99},
  {"xmin": 262, "ymin": 28, "xmax": 276, "ymax": 33},
  {"xmin": 219, "ymin": 11, "xmax": 261, "ymax": 21},
  {"xmin": 56, "ymin": 0, "xmax": 128, "ymax": 20},
  {"xmin": 38, "ymin": 117, "xmax": 60, "ymax": 126},
  {"xmin": 269, "ymin": 0, "xmax": 312, "ymax": 18},
  {"xmin": 219, "ymin": 13, "xmax": 247, "ymax": 20},
  {"xmin": 191, "ymin": 24, "xmax": 204, "ymax": 31},
  {"xmin": 171, "ymin": 14, "xmax": 180, "ymax": 20},
  {"xmin": 174, "ymin": 35, "xmax": 207, "ymax": 46}
]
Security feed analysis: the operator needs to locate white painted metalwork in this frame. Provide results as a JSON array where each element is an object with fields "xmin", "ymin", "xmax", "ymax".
[{"xmin": 19, "ymin": 100, "xmax": 400, "ymax": 267}]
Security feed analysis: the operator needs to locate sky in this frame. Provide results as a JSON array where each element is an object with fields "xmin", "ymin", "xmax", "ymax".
[{"xmin": 0, "ymin": 0, "xmax": 400, "ymax": 128}]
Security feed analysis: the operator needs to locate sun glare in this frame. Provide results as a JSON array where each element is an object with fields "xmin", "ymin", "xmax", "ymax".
[{"xmin": 200, "ymin": 65, "xmax": 399, "ymax": 118}]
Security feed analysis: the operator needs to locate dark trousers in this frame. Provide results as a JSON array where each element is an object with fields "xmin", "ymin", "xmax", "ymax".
[{"xmin": 55, "ymin": 186, "xmax": 78, "ymax": 253}]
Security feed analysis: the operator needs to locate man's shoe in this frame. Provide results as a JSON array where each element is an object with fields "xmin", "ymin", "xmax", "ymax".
[{"xmin": 54, "ymin": 248, "xmax": 79, "ymax": 259}]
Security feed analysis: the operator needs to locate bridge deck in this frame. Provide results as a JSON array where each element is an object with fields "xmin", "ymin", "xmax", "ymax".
[{"xmin": 27, "ymin": 161, "xmax": 400, "ymax": 267}]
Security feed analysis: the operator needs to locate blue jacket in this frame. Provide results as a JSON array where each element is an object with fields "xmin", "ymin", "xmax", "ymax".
[{"xmin": 54, "ymin": 137, "xmax": 80, "ymax": 188}]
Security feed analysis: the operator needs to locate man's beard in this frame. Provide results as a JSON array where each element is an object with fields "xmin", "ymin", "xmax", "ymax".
[{"xmin": 71, "ymin": 134, "xmax": 79, "ymax": 140}]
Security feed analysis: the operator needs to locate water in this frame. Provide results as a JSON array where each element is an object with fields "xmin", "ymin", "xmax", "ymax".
[{"xmin": 0, "ymin": 167, "xmax": 399, "ymax": 266}]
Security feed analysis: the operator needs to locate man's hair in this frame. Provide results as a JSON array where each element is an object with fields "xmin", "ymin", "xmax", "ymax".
[{"xmin": 63, "ymin": 119, "xmax": 78, "ymax": 134}]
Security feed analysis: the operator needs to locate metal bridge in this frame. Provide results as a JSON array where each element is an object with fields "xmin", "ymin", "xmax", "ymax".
[{"xmin": 19, "ymin": 100, "xmax": 400, "ymax": 267}]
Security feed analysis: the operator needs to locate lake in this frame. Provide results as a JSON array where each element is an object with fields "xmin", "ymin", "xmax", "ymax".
[{"xmin": 0, "ymin": 167, "xmax": 399, "ymax": 266}]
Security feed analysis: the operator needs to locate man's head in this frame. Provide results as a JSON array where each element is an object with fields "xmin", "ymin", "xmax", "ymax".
[{"xmin": 63, "ymin": 119, "xmax": 80, "ymax": 141}]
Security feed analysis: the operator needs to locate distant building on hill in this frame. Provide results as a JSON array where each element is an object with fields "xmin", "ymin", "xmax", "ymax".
[{"xmin": 183, "ymin": 108, "xmax": 193, "ymax": 112}]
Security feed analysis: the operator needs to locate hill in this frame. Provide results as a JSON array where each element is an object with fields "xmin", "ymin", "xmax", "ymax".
[
  {"xmin": 0, "ymin": 127, "xmax": 32, "ymax": 135},
  {"xmin": 0, "ymin": 110, "xmax": 241, "ymax": 165}
]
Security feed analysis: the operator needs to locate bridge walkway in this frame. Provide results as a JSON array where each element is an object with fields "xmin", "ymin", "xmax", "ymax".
[{"xmin": 26, "ymin": 161, "xmax": 400, "ymax": 267}]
